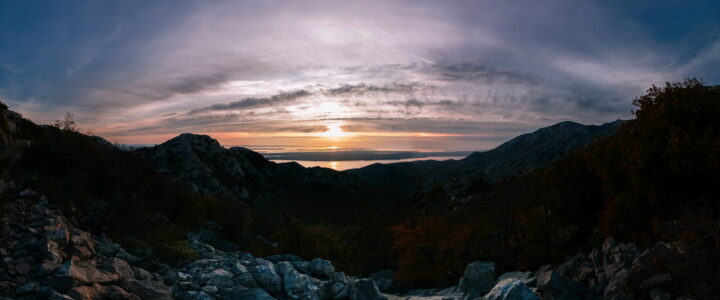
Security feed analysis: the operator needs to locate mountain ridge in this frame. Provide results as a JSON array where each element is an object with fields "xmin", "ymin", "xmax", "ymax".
[{"xmin": 346, "ymin": 120, "xmax": 623, "ymax": 198}]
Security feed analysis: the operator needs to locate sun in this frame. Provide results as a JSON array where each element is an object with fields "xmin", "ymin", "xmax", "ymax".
[{"xmin": 317, "ymin": 122, "xmax": 350, "ymax": 138}]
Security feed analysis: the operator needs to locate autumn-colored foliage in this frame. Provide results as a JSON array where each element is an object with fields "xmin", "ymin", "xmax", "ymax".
[
  {"xmin": 385, "ymin": 79, "xmax": 720, "ymax": 292},
  {"xmin": 390, "ymin": 217, "xmax": 473, "ymax": 286}
]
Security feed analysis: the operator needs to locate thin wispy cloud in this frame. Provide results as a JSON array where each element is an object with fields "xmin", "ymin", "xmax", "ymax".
[{"xmin": 0, "ymin": 0, "xmax": 717, "ymax": 149}]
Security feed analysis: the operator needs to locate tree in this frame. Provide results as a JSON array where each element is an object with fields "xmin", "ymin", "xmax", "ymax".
[{"xmin": 54, "ymin": 113, "xmax": 77, "ymax": 132}]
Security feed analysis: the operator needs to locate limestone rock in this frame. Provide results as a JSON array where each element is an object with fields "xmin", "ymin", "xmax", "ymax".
[
  {"xmin": 459, "ymin": 261, "xmax": 495, "ymax": 294},
  {"xmin": 484, "ymin": 279, "xmax": 540, "ymax": 300}
]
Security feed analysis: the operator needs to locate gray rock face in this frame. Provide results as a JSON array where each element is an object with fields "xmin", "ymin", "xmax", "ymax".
[
  {"xmin": 497, "ymin": 271, "xmax": 533, "ymax": 284},
  {"xmin": 491, "ymin": 238, "xmax": 677, "ymax": 300},
  {"xmin": 309, "ymin": 258, "xmax": 336, "ymax": 279},
  {"xmin": 484, "ymin": 279, "xmax": 540, "ymax": 300},
  {"xmin": 0, "ymin": 185, "xmax": 171, "ymax": 300},
  {"xmin": 160, "ymin": 231, "xmax": 391, "ymax": 300},
  {"xmin": 101, "ymin": 257, "xmax": 135, "ymax": 281},
  {"xmin": 54, "ymin": 258, "xmax": 119, "ymax": 286},
  {"xmin": 207, "ymin": 268, "xmax": 234, "ymax": 287},
  {"xmin": 250, "ymin": 264, "xmax": 283, "ymax": 294},
  {"xmin": 176, "ymin": 291, "xmax": 215, "ymax": 300},
  {"xmin": 459, "ymin": 261, "xmax": 496, "ymax": 294},
  {"xmin": 277, "ymin": 261, "xmax": 320, "ymax": 300},
  {"xmin": 126, "ymin": 279, "xmax": 173, "ymax": 300},
  {"xmin": 230, "ymin": 288, "xmax": 277, "ymax": 300},
  {"xmin": 134, "ymin": 133, "xmax": 248, "ymax": 198}
]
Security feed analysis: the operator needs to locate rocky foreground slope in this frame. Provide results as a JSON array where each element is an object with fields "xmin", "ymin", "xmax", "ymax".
[
  {"xmin": 0, "ymin": 183, "xmax": 390, "ymax": 300},
  {"xmin": 395, "ymin": 237, "xmax": 677, "ymax": 300},
  {"xmin": 1, "ymin": 182, "xmax": 681, "ymax": 300}
]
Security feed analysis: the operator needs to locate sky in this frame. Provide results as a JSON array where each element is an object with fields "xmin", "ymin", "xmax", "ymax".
[{"xmin": 1, "ymin": 0, "xmax": 718, "ymax": 151}]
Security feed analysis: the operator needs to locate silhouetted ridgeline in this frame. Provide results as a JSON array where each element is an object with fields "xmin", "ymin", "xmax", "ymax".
[{"xmin": 0, "ymin": 79, "xmax": 718, "ymax": 299}]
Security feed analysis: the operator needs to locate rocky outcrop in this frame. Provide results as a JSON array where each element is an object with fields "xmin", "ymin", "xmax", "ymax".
[
  {"xmin": 392, "ymin": 237, "xmax": 680, "ymax": 300},
  {"xmin": 0, "ymin": 182, "xmax": 171, "ymax": 299},
  {"xmin": 0, "ymin": 182, "xmax": 392, "ymax": 300},
  {"xmin": 134, "ymin": 133, "xmax": 385, "ymax": 225},
  {"xmin": 134, "ymin": 134, "xmax": 250, "ymax": 198},
  {"xmin": 458, "ymin": 262, "xmax": 495, "ymax": 295},
  {"xmin": 163, "ymin": 233, "xmax": 388, "ymax": 300},
  {"xmin": 483, "ymin": 279, "xmax": 539, "ymax": 300}
]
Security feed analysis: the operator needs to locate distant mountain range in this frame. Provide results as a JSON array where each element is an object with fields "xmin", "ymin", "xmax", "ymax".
[
  {"xmin": 347, "ymin": 120, "xmax": 623, "ymax": 197},
  {"xmin": 129, "ymin": 119, "xmax": 621, "ymax": 220},
  {"xmin": 262, "ymin": 150, "xmax": 474, "ymax": 162}
]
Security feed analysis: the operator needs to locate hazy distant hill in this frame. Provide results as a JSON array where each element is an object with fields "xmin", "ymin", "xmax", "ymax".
[
  {"xmin": 130, "ymin": 120, "xmax": 621, "ymax": 206},
  {"xmin": 347, "ymin": 120, "xmax": 623, "ymax": 197}
]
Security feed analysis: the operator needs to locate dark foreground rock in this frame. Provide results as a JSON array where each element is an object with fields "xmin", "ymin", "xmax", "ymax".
[
  {"xmin": 164, "ymin": 233, "xmax": 388, "ymax": 300},
  {"xmin": 0, "ymin": 182, "xmax": 170, "ymax": 299},
  {"xmin": 389, "ymin": 238, "xmax": 681, "ymax": 300},
  {"xmin": 0, "ymin": 183, "xmax": 390, "ymax": 300},
  {"xmin": 0, "ymin": 181, "xmax": 682, "ymax": 300}
]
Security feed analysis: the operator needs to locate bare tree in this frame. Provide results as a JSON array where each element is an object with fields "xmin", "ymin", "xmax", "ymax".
[{"xmin": 54, "ymin": 113, "xmax": 78, "ymax": 132}]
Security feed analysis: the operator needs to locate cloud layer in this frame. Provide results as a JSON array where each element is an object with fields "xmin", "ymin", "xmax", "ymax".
[{"xmin": 0, "ymin": 0, "xmax": 718, "ymax": 150}]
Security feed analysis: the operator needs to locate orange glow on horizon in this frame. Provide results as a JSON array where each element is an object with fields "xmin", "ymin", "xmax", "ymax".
[{"xmin": 316, "ymin": 122, "xmax": 352, "ymax": 138}]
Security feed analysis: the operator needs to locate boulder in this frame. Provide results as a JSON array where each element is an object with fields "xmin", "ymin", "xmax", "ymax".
[
  {"xmin": 69, "ymin": 284, "xmax": 99, "ymax": 299},
  {"xmin": 497, "ymin": 272, "xmax": 533, "ymax": 283},
  {"xmin": 133, "ymin": 267, "xmax": 153, "ymax": 280},
  {"xmin": 176, "ymin": 291, "xmax": 215, "ymax": 300},
  {"xmin": 292, "ymin": 261, "xmax": 311, "ymax": 274},
  {"xmin": 309, "ymin": 258, "xmax": 335, "ymax": 279},
  {"xmin": 96, "ymin": 240, "xmax": 121, "ymax": 257},
  {"xmin": 44, "ymin": 228, "xmax": 70, "ymax": 247},
  {"xmin": 350, "ymin": 279, "xmax": 387, "ymax": 300},
  {"xmin": 459, "ymin": 261, "xmax": 495, "ymax": 294},
  {"xmin": 100, "ymin": 258, "xmax": 135, "ymax": 282},
  {"xmin": 201, "ymin": 285, "xmax": 219, "ymax": 295},
  {"xmin": 53, "ymin": 257, "xmax": 119, "ymax": 287},
  {"xmin": 277, "ymin": 261, "xmax": 320, "ymax": 300},
  {"xmin": 401, "ymin": 286, "xmax": 463, "ymax": 299},
  {"xmin": 484, "ymin": 279, "xmax": 540, "ymax": 300},
  {"xmin": 234, "ymin": 272, "xmax": 258, "ymax": 287},
  {"xmin": 253, "ymin": 258, "xmax": 275, "ymax": 267},
  {"xmin": 250, "ymin": 265, "xmax": 282, "ymax": 294},
  {"xmin": 69, "ymin": 283, "xmax": 139, "ymax": 300},
  {"xmin": 228, "ymin": 261, "xmax": 248, "ymax": 274},
  {"xmin": 207, "ymin": 269, "xmax": 234, "ymax": 287},
  {"xmin": 100, "ymin": 284, "xmax": 140, "ymax": 300},
  {"xmin": 126, "ymin": 279, "xmax": 172, "ymax": 300},
  {"xmin": 331, "ymin": 281, "xmax": 351, "ymax": 299},
  {"xmin": 223, "ymin": 287, "xmax": 277, "ymax": 300}
]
